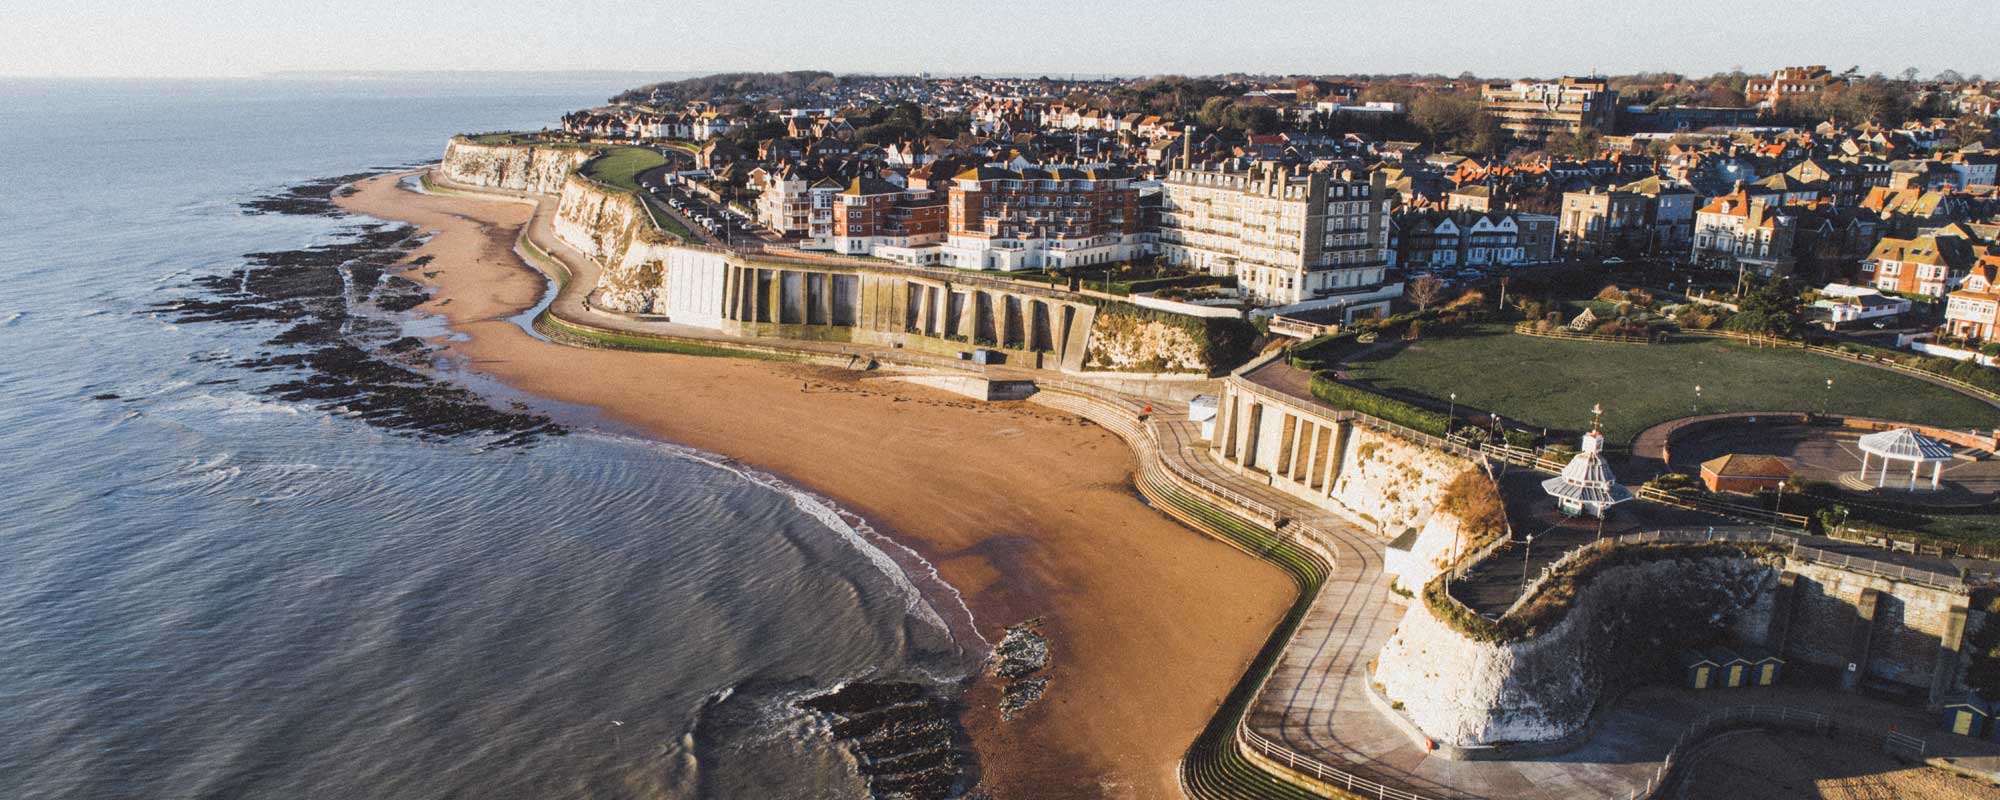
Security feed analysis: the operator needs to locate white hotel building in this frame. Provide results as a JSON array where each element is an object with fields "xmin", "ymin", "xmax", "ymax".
[{"xmin": 1158, "ymin": 160, "xmax": 1398, "ymax": 316}]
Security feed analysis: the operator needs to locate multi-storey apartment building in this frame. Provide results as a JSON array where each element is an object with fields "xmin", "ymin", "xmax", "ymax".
[
  {"xmin": 1618, "ymin": 175, "xmax": 1699, "ymax": 251},
  {"xmin": 1480, "ymin": 77, "xmax": 1617, "ymax": 144},
  {"xmin": 1690, "ymin": 188, "xmax": 1798, "ymax": 278},
  {"xmin": 937, "ymin": 164, "xmax": 1147, "ymax": 271},
  {"xmin": 1158, "ymin": 161, "xmax": 1395, "ymax": 314},
  {"xmin": 1558, "ymin": 187, "xmax": 1651, "ymax": 256},
  {"xmin": 749, "ymin": 164, "xmax": 843, "ymax": 247},
  {"xmin": 1745, "ymin": 66, "xmax": 1837, "ymax": 109},
  {"xmin": 831, "ymin": 177, "xmax": 947, "ymax": 264},
  {"xmin": 828, "ymin": 163, "xmax": 1146, "ymax": 270}
]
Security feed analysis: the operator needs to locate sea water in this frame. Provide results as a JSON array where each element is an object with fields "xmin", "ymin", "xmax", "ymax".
[{"xmin": 0, "ymin": 76, "xmax": 976, "ymax": 799}]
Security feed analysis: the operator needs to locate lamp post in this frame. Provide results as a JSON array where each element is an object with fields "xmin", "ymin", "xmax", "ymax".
[
  {"xmin": 1694, "ymin": 384, "xmax": 1702, "ymax": 415},
  {"xmin": 1773, "ymin": 479, "xmax": 1787, "ymax": 535},
  {"xmin": 1520, "ymin": 534, "xmax": 1535, "ymax": 591},
  {"xmin": 1824, "ymin": 378, "xmax": 1833, "ymax": 417},
  {"xmin": 1448, "ymin": 392, "xmax": 1457, "ymax": 434}
]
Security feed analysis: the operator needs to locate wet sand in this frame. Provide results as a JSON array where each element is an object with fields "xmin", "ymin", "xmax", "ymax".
[{"xmin": 335, "ymin": 173, "xmax": 1293, "ymax": 799}]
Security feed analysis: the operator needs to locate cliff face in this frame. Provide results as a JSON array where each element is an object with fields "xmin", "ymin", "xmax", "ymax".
[
  {"xmin": 439, "ymin": 138, "xmax": 593, "ymax": 195},
  {"xmin": 546, "ymin": 174, "xmax": 679, "ymax": 313},
  {"xmin": 1082, "ymin": 309, "xmax": 1210, "ymax": 373},
  {"xmin": 1374, "ymin": 556, "xmax": 1775, "ymax": 747}
]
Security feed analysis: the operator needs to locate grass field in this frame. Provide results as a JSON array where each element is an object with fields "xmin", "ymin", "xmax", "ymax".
[
  {"xmin": 578, "ymin": 146, "xmax": 667, "ymax": 193},
  {"xmin": 1342, "ymin": 324, "xmax": 2000, "ymax": 444}
]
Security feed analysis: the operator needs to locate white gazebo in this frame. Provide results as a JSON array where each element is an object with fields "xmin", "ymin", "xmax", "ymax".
[
  {"xmin": 1543, "ymin": 405, "xmax": 1634, "ymax": 518},
  {"xmin": 1856, "ymin": 427, "xmax": 1955, "ymax": 491}
]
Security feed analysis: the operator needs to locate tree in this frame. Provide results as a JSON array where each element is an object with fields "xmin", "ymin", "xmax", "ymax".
[
  {"xmin": 1937, "ymin": 69, "xmax": 1965, "ymax": 84},
  {"xmin": 1901, "ymin": 66, "xmax": 1922, "ymax": 83},
  {"xmin": 1407, "ymin": 274, "xmax": 1445, "ymax": 313},
  {"xmin": 1195, "ymin": 96, "xmax": 1234, "ymax": 129},
  {"xmin": 1410, "ymin": 91, "xmax": 1481, "ymax": 148},
  {"xmin": 1726, "ymin": 279, "xmax": 1806, "ymax": 338}
]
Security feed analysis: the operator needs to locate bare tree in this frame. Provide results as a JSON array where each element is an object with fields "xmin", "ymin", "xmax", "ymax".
[{"xmin": 1407, "ymin": 274, "xmax": 1445, "ymax": 313}]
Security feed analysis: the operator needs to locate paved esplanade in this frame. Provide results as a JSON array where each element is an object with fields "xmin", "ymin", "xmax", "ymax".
[{"xmin": 1227, "ymin": 361, "xmax": 1695, "ymax": 799}]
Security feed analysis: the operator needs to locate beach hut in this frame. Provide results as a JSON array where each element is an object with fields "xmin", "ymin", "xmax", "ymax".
[
  {"xmin": 1681, "ymin": 649, "xmax": 1722, "ymax": 690},
  {"xmin": 1713, "ymin": 647, "xmax": 1750, "ymax": 688},
  {"xmin": 1941, "ymin": 692, "xmax": 1990, "ymax": 737},
  {"xmin": 1739, "ymin": 647, "xmax": 1785, "ymax": 686}
]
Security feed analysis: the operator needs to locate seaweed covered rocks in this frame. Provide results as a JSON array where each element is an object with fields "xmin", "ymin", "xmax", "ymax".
[
  {"xmin": 157, "ymin": 172, "xmax": 563, "ymax": 448},
  {"xmin": 991, "ymin": 619, "xmax": 1051, "ymax": 720},
  {"xmin": 799, "ymin": 682, "xmax": 970, "ymax": 800}
]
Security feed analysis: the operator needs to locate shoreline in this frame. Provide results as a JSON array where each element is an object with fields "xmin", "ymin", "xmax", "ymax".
[{"xmin": 334, "ymin": 172, "xmax": 1294, "ymax": 798}]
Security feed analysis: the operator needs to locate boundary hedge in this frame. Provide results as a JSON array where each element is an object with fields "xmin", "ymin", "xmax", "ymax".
[{"xmin": 1307, "ymin": 372, "xmax": 1449, "ymax": 438}]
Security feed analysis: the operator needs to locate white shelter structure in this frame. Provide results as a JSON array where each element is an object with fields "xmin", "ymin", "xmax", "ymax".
[
  {"xmin": 1543, "ymin": 405, "xmax": 1634, "ymax": 518},
  {"xmin": 1856, "ymin": 428, "xmax": 1954, "ymax": 490}
]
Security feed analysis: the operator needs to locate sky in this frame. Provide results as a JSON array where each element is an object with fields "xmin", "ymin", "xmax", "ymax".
[{"xmin": 6, "ymin": 0, "xmax": 1997, "ymax": 81}]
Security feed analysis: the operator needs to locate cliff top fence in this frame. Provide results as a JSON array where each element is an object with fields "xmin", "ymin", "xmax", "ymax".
[
  {"xmin": 1500, "ymin": 527, "xmax": 1787, "ymax": 617},
  {"xmin": 1500, "ymin": 528, "xmax": 1968, "ymax": 621},
  {"xmin": 1633, "ymin": 485, "xmax": 1811, "ymax": 529}
]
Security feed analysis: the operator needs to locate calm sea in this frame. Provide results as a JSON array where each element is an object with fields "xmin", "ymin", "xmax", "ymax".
[{"xmin": 0, "ymin": 77, "xmax": 976, "ymax": 799}]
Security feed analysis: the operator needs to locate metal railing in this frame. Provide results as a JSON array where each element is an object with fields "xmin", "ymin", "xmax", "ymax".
[
  {"xmin": 1635, "ymin": 485, "xmax": 1810, "ymax": 528},
  {"xmin": 1238, "ymin": 722, "xmax": 1441, "ymax": 800},
  {"xmin": 1793, "ymin": 543, "xmax": 1967, "ymax": 592}
]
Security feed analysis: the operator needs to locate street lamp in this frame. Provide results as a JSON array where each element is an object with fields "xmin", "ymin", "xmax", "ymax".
[
  {"xmin": 1693, "ymin": 384, "xmax": 1702, "ymax": 415},
  {"xmin": 1773, "ymin": 479, "xmax": 1787, "ymax": 535},
  {"xmin": 1824, "ymin": 378, "xmax": 1833, "ymax": 417},
  {"xmin": 1448, "ymin": 392, "xmax": 1457, "ymax": 433},
  {"xmin": 1520, "ymin": 534, "xmax": 1535, "ymax": 591}
]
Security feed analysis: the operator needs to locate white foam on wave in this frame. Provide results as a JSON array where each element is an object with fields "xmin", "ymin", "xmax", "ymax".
[
  {"xmin": 0, "ymin": 312, "xmax": 21, "ymax": 326},
  {"xmin": 176, "ymin": 392, "xmax": 307, "ymax": 417},
  {"xmin": 581, "ymin": 431, "xmax": 991, "ymax": 659}
]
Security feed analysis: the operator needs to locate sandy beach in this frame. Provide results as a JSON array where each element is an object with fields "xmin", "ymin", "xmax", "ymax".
[{"xmin": 334, "ymin": 173, "xmax": 1292, "ymax": 799}]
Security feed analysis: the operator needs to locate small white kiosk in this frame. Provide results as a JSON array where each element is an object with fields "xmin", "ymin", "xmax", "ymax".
[{"xmin": 1543, "ymin": 404, "xmax": 1634, "ymax": 518}]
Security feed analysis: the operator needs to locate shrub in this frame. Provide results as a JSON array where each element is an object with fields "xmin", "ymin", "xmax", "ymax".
[
  {"xmin": 1440, "ymin": 468, "xmax": 1508, "ymax": 549},
  {"xmin": 1309, "ymin": 373, "xmax": 1450, "ymax": 437},
  {"xmin": 1502, "ymin": 428, "xmax": 1539, "ymax": 449},
  {"xmin": 1446, "ymin": 290, "xmax": 1488, "ymax": 311}
]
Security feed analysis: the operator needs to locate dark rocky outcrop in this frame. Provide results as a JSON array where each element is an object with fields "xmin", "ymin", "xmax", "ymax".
[{"xmin": 156, "ymin": 173, "xmax": 563, "ymax": 448}]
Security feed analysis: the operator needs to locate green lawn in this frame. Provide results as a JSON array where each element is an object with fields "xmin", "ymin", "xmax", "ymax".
[
  {"xmin": 1342, "ymin": 324, "xmax": 2000, "ymax": 444},
  {"xmin": 579, "ymin": 146, "xmax": 667, "ymax": 193}
]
